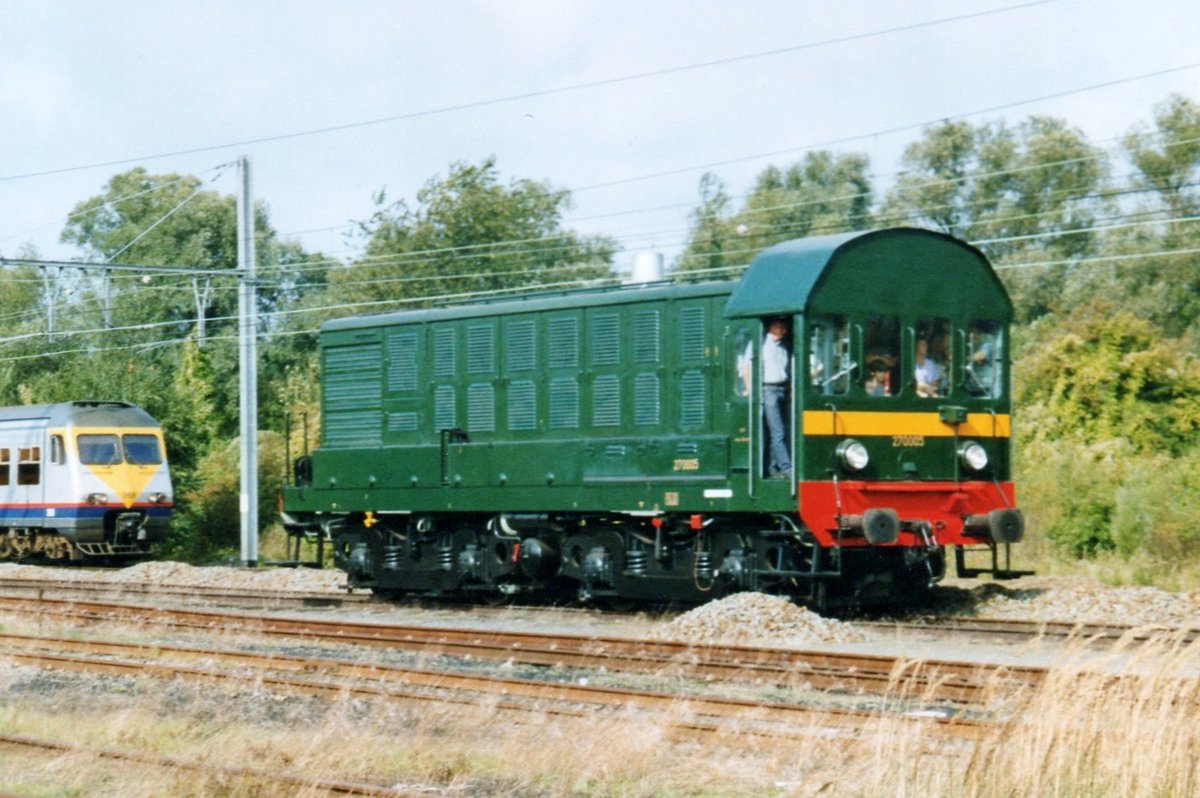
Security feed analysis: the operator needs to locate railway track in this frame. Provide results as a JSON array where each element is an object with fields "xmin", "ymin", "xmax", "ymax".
[
  {"xmin": 0, "ymin": 626, "xmax": 990, "ymax": 744},
  {"xmin": 2, "ymin": 596, "xmax": 1045, "ymax": 706},
  {"xmin": 875, "ymin": 616, "xmax": 1200, "ymax": 645},
  {"xmin": 5, "ymin": 576, "xmax": 1197, "ymax": 645},
  {"xmin": 0, "ymin": 576, "xmax": 367, "ymax": 609}
]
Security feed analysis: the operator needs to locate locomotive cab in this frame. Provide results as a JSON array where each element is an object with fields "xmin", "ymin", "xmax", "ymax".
[{"xmin": 726, "ymin": 228, "xmax": 1028, "ymax": 593}]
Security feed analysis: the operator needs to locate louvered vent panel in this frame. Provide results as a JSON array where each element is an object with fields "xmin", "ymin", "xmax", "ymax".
[
  {"xmin": 549, "ymin": 377, "xmax": 580, "ymax": 428},
  {"xmin": 634, "ymin": 310, "xmax": 660, "ymax": 362},
  {"xmin": 467, "ymin": 325, "xmax": 495, "ymax": 374},
  {"xmin": 467, "ymin": 383, "xmax": 495, "ymax": 432},
  {"xmin": 323, "ymin": 412, "xmax": 382, "ymax": 447},
  {"xmin": 434, "ymin": 329, "xmax": 456, "ymax": 378},
  {"xmin": 506, "ymin": 320, "xmax": 536, "ymax": 372},
  {"xmin": 323, "ymin": 344, "xmax": 384, "ymax": 447},
  {"xmin": 679, "ymin": 306, "xmax": 706, "ymax": 362},
  {"xmin": 634, "ymin": 373, "xmax": 661, "ymax": 426},
  {"xmin": 547, "ymin": 318, "xmax": 579, "ymax": 369},
  {"xmin": 680, "ymin": 369, "xmax": 707, "ymax": 427},
  {"xmin": 324, "ymin": 344, "xmax": 382, "ymax": 410},
  {"xmin": 434, "ymin": 385, "xmax": 456, "ymax": 431},
  {"xmin": 591, "ymin": 314, "xmax": 620, "ymax": 366},
  {"xmin": 385, "ymin": 331, "xmax": 419, "ymax": 393},
  {"xmin": 507, "ymin": 380, "xmax": 537, "ymax": 431},
  {"xmin": 592, "ymin": 375, "xmax": 621, "ymax": 427},
  {"xmin": 387, "ymin": 412, "xmax": 418, "ymax": 432}
]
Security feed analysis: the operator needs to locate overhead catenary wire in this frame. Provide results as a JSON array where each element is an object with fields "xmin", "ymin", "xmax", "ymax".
[{"xmin": 0, "ymin": 1, "xmax": 1063, "ymax": 185}]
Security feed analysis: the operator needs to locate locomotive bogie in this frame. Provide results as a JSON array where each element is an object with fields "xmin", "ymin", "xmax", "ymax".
[{"xmin": 0, "ymin": 401, "xmax": 173, "ymax": 561}]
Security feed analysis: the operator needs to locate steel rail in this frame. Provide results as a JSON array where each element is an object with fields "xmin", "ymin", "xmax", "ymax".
[
  {"xmin": 0, "ymin": 577, "xmax": 365, "ymax": 609},
  {"xmin": 1, "ymin": 596, "xmax": 1045, "ymax": 704},
  {"xmin": 0, "ymin": 630, "xmax": 988, "ymax": 742},
  {"xmin": 864, "ymin": 616, "xmax": 1200, "ymax": 644}
]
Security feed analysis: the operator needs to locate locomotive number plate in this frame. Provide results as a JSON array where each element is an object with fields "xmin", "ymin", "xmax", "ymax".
[
  {"xmin": 892, "ymin": 435, "xmax": 926, "ymax": 447},
  {"xmin": 673, "ymin": 458, "xmax": 700, "ymax": 471}
]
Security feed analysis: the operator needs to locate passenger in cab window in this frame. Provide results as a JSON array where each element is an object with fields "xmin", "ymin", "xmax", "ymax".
[
  {"xmin": 966, "ymin": 322, "xmax": 998, "ymax": 397},
  {"xmin": 914, "ymin": 338, "xmax": 944, "ymax": 398},
  {"xmin": 864, "ymin": 359, "xmax": 891, "ymax": 396}
]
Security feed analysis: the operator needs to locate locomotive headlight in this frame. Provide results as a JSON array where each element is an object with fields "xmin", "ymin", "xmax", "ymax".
[
  {"xmin": 85, "ymin": 492, "xmax": 109, "ymax": 506},
  {"xmin": 837, "ymin": 439, "xmax": 870, "ymax": 472},
  {"xmin": 959, "ymin": 441, "xmax": 989, "ymax": 472},
  {"xmin": 149, "ymin": 492, "xmax": 170, "ymax": 504}
]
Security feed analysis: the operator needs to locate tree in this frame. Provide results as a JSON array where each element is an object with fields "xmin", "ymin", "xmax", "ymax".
[
  {"xmin": 676, "ymin": 153, "xmax": 873, "ymax": 274},
  {"xmin": 675, "ymin": 172, "xmax": 737, "ymax": 274},
  {"xmin": 1124, "ymin": 94, "xmax": 1200, "ymax": 220},
  {"xmin": 883, "ymin": 117, "xmax": 1109, "ymax": 322},
  {"xmin": 324, "ymin": 158, "xmax": 615, "ymax": 315}
]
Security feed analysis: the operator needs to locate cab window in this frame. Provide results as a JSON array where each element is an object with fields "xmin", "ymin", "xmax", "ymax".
[
  {"xmin": 915, "ymin": 317, "xmax": 951, "ymax": 398},
  {"xmin": 123, "ymin": 435, "xmax": 163, "ymax": 465},
  {"xmin": 965, "ymin": 320, "xmax": 1004, "ymax": 398},
  {"xmin": 808, "ymin": 315, "xmax": 851, "ymax": 396},
  {"xmin": 78, "ymin": 434, "xmax": 122, "ymax": 465},
  {"xmin": 863, "ymin": 315, "xmax": 900, "ymax": 398}
]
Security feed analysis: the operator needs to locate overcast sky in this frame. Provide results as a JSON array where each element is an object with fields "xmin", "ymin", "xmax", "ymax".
[{"xmin": 1, "ymin": 0, "xmax": 1197, "ymax": 274}]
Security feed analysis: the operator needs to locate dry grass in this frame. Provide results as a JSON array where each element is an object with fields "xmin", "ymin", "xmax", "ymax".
[{"xmin": 2, "ymin": 615, "xmax": 1199, "ymax": 796}]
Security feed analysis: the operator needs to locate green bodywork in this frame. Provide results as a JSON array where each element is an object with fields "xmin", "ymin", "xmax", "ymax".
[{"xmin": 283, "ymin": 228, "xmax": 1013, "ymax": 520}]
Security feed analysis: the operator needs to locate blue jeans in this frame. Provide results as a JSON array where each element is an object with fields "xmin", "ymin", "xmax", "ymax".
[{"xmin": 763, "ymin": 385, "xmax": 790, "ymax": 476}]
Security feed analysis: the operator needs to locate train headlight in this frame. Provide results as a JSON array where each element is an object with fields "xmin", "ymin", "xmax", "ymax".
[
  {"xmin": 149, "ymin": 492, "xmax": 170, "ymax": 504},
  {"xmin": 85, "ymin": 492, "xmax": 109, "ymax": 506},
  {"xmin": 837, "ymin": 439, "xmax": 870, "ymax": 472},
  {"xmin": 959, "ymin": 441, "xmax": 989, "ymax": 472}
]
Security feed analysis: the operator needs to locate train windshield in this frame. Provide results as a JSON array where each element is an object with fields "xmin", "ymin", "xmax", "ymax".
[
  {"xmin": 76, "ymin": 434, "xmax": 163, "ymax": 465},
  {"xmin": 123, "ymin": 435, "xmax": 163, "ymax": 465},
  {"xmin": 78, "ymin": 434, "xmax": 122, "ymax": 465}
]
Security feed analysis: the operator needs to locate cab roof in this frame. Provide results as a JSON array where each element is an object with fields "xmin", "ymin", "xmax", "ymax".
[{"xmin": 722, "ymin": 227, "xmax": 1011, "ymax": 320}]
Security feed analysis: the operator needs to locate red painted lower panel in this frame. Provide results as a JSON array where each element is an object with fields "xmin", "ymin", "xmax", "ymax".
[{"xmin": 798, "ymin": 480, "xmax": 1016, "ymax": 547}]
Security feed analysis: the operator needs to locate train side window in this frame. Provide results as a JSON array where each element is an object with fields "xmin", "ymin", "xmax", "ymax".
[
  {"xmin": 0, "ymin": 448, "xmax": 9, "ymax": 486},
  {"xmin": 808, "ymin": 316, "xmax": 851, "ymax": 396},
  {"xmin": 965, "ymin": 320, "xmax": 1004, "ymax": 398},
  {"xmin": 915, "ymin": 317, "xmax": 951, "ymax": 398},
  {"xmin": 863, "ymin": 315, "xmax": 900, "ymax": 398},
  {"xmin": 18, "ymin": 446, "xmax": 40, "ymax": 486},
  {"xmin": 733, "ymin": 328, "xmax": 753, "ymax": 401},
  {"xmin": 50, "ymin": 435, "xmax": 66, "ymax": 465}
]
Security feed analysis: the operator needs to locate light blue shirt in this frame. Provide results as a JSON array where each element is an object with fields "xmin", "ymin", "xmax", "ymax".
[{"xmin": 762, "ymin": 334, "xmax": 789, "ymax": 384}]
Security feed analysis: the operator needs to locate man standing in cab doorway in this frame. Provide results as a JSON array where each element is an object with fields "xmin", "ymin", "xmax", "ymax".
[{"xmin": 762, "ymin": 316, "xmax": 791, "ymax": 478}]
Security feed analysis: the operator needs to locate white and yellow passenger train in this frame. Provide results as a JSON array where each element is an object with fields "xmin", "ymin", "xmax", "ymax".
[{"xmin": 0, "ymin": 401, "xmax": 172, "ymax": 561}]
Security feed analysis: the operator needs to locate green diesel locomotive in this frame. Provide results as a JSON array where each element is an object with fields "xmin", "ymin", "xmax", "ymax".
[{"xmin": 282, "ymin": 227, "xmax": 1027, "ymax": 608}]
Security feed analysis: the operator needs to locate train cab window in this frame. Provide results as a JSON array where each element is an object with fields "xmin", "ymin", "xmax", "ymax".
[
  {"xmin": 78, "ymin": 434, "xmax": 122, "ymax": 465},
  {"xmin": 915, "ymin": 317, "xmax": 951, "ymax": 398},
  {"xmin": 863, "ymin": 315, "xmax": 900, "ymax": 398},
  {"xmin": 965, "ymin": 320, "xmax": 1004, "ymax": 398},
  {"xmin": 808, "ymin": 315, "xmax": 851, "ymax": 396},
  {"xmin": 123, "ymin": 435, "xmax": 163, "ymax": 465},
  {"xmin": 0, "ymin": 448, "xmax": 9, "ymax": 486},
  {"xmin": 17, "ymin": 446, "xmax": 40, "ymax": 486}
]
